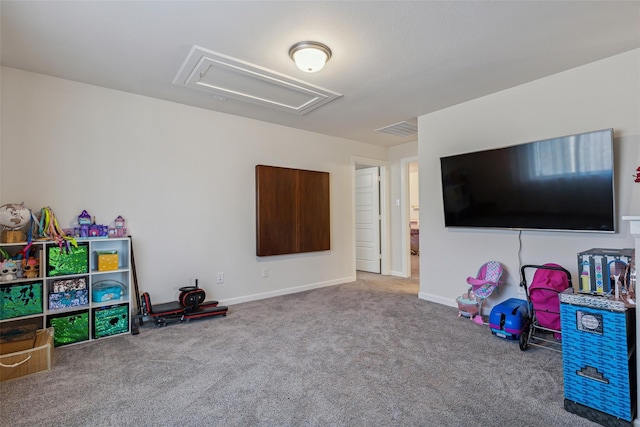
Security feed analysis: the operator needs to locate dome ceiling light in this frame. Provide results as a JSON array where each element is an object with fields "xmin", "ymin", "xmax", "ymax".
[{"xmin": 289, "ymin": 41, "xmax": 332, "ymax": 73}]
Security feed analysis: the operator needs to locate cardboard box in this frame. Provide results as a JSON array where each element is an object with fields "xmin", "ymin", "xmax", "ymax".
[
  {"xmin": 577, "ymin": 248, "xmax": 634, "ymax": 294},
  {"xmin": 96, "ymin": 251, "xmax": 118, "ymax": 271},
  {"xmin": 0, "ymin": 327, "xmax": 53, "ymax": 381}
]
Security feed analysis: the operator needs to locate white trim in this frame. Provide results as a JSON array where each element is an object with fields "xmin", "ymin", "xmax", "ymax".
[
  {"xmin": 221, "ymin": 275, "xmax": 355, "ymax": 306},
  {"xmin": 400, "ymin": 156, "xmax": 418, "ymax": 278},
  {"xmin": 418, "ymin": 292, "xmax": 457, "ymax": 309},
  {"xmin": 351, "ymin": 156, "xmax": 391, "ymax": 275}
]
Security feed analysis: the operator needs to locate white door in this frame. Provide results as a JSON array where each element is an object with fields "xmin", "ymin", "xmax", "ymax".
[{"xmin": 355, "ymin": 167, "xmax": 381, "ymax": 273}]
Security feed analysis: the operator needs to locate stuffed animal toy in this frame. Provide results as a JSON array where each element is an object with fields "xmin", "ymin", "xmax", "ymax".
[
  {"xmin": 22, "ymin": 256, "xmax": 39, "ymax": 278},
  {"xmin": 0, "ymin": 259, "xmax": 20, "ymax": 281}
]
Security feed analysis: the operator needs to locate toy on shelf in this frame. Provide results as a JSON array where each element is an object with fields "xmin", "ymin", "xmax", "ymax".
[
  {"xmin": 0, "ymin": 259, "xmax": 20, "ymax": 281},
  {"xmin": 38, "ymin": 206, "xmax": 78, "ymax": 253},
  {"xmin": 77, "ymin": 210, "xmax": 91, "ymax": 238},
  {"xmin": 22, "ymin": 256, "xmax": 40, "ymax": 278},
  {"xmin": 0, "ymin": 203, "xmax": 35, "ymax": 243},
  {"xmin": 74, "ymin": 210, "xmax": 109, "ymax": 238},
  {"xmin": 109, "ymin": 215, "xmax": 127, "ymax": 238}
]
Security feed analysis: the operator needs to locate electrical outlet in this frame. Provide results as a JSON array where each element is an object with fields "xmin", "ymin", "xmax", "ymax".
[
  {"xmin": 216, "ymin": 272, "xmax": 224, "ymax": 284},
  {"xmin": 262, "ymin": 267, "xmax": 269, "ymax": 278}
]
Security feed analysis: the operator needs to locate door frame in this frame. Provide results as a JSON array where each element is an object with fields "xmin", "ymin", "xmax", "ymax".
[
  {"xmin": 400, "ymin": 156, "xmax": 419, "ymax": 277},
  {"xmin": 351, "ymin": 156, "xmax": 390, "ymax": 275}
]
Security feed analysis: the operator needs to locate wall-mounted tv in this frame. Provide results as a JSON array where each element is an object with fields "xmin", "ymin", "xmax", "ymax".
[{"xmin": 440, "ymin": 128, "xmax": 615, "ymax": 232}]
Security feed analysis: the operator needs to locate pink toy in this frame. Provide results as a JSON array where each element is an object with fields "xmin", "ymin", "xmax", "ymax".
[
  {"xmin": 527, "ymin": 263, "xmax": 570, "ymax": 339},
  {"xmin": 464, "ymin": 261, "xmax": 503, "ymax": 324}
]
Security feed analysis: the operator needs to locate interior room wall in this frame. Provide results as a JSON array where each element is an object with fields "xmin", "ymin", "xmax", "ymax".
[
  {"xmin": 418, "ymin": 49, "xmax": 640, "ymax": 310},
  {"xmin": 388, "ymin": 141, "xmax": 418, "ymax": 277},
  {"xmin": 409, "ymin": 167, "xmax": 419, "ymax": 223},
  {"xmin": 0, "ymin": 65, "xmax": 3, "ymax": 202},
  {"xmin": 0, "ymin": 67, "xmax": 388, "ymax": 305}
]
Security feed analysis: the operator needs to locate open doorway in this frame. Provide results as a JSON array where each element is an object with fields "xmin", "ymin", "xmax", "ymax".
[
  {"xmin": 408, "ymin": 161, "xmax": 419, "ymax": 279},
  {"xmin": 352, "ymin": 157, "xmax": 390, "ymax": 275},
  {"xmin": 399, "ymin": 156, "xmax": 419, "ymax": 279}
]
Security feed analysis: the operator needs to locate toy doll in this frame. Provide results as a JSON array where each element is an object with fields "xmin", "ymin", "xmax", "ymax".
[
  {"xmin": 23, "ymin": 256, "xmax": 40, "ymax": 278},
  {"xmin": 0, "ymin": 259, "xmax": 20, "ymax": 281}
]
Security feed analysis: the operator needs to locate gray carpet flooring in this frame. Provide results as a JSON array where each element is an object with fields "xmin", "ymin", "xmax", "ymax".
[{"xmin": 0, "ymin": 264, "xmax": 599, "ymax": 426}]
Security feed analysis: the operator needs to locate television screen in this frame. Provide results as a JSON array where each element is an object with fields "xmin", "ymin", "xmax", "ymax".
[{"xmin": 440, "ymin": 129, "xmax": 615, "ymax": 232}]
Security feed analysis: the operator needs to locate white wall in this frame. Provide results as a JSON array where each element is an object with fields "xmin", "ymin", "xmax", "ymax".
[
  {"xmin": 409, "ymin": 168, "xmax": 419, "ymax": 222},
  {"xmin": 0, "ymin": 67, "xmax": 388, "ymax": 305},
  {"xmin": 418, "ymin": 49, "xmax": 640, "ymax": 311},
  {"xmin": 388, "ymin": 140, "xmax": 418, "ymax": 276}
]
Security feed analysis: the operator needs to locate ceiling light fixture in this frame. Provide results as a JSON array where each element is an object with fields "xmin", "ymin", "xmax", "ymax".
[{"xmin": 289, "ymin": 41, "xmax": 332, "ymax": 73}]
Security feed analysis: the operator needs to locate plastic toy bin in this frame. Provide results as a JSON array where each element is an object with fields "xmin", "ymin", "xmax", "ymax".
[{"xmin": 92, "ymin": 280, "xmax": 126, "ymax": 303}]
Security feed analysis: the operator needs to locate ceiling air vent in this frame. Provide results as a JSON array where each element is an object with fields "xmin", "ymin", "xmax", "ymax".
[
  {"xmin": 173, "ymin": 45, "xmax": 342, "ymax": 115},
  {"xmin": 375, "ymin": 121, "xmax": 418, "ymax": 137}
]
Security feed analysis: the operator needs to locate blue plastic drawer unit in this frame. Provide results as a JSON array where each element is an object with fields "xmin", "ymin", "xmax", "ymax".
[
  {"xmin": 489, "ymin": 298, "xmax": 528, "ymax": 340},
  {"xmin": 559, "ymin": 292, "xmax": 636, "ymax": 426}
]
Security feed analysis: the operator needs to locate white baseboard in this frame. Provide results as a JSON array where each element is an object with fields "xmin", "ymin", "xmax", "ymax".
[
  {"xmin": 389, "ymin": 270, "xmax": 409, "ymax": 278},
  {"xmin": 418, "ymin": 292, "xmax": 457, "ymax": 308},
  {"xmin": 220, "ymin": 275, "xmax": 356, "ymax": 306}
]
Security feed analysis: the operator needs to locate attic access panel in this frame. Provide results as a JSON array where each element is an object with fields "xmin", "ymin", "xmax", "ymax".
[
  {"xmin": 256, "ymin": 165, "xmax": 330, "ymax": 256},
  {"xmin": 173, "ymin": 46, "xmax": 342, "ymax": 115}
]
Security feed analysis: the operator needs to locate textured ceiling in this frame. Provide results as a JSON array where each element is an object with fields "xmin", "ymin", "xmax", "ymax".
[{"xmin": 2, "ymin": 1, "xmax": 639, "ymax": 147}]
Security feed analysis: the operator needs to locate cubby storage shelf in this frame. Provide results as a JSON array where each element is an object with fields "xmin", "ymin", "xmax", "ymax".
[{"xmin": 0, "ymin": 237, "xmax": 132, "ymax": 347}]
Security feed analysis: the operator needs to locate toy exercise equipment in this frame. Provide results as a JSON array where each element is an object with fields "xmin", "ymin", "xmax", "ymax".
[{"xmin": 140, "ymin": 280, "xmax": 228, "ymax": 327}]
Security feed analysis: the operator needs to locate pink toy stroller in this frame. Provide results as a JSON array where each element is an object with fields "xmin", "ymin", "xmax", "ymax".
[
  {"xmin": 458, "ymin": 261, "xmax": 503, "ymax": 324},
  {"xmin": 518, "ymin": 263, "xmax": 572, "ymax": 352}
]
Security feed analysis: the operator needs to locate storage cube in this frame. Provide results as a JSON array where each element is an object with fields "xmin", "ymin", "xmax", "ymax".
[
  {"xmin": 92, "ymin": 303, "xmax": 129, "ymax": 339},
  {"xmin": 0, "ymin": 281, "xmax": 43, "ymax": 320},
  {"xmin": 48, "ymin": 289, "xmax": 89, "ymax": 310},
  {"xmin": 46, "ymin": 243, "xmax": 89, "ymax": 277},
  {"xmin": 47, "ymin": 310, "xmax": 89, "ymax": 347},
  {"xmin": 48, "ymin": 277, "xmax": 88, "ymax": 310},
  {"xmin": 96, "ymin": 251, "xmax": 118, "ymax": 271},
  {"xmin": 0, "ymin": 327, "xmax": 53, "ymax": 381}
]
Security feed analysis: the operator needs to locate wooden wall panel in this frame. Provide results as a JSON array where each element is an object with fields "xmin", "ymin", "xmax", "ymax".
[
  {"xmin": 297, "ymin": 169, "xmax": 331, "ymax": 253},
  {"xmin": 255, "ymin": 165, "xmax": 330, "ymax": 256},
  {"xmin": 256, "ymin": 165, "xmax": 298, "ymax": 256}
]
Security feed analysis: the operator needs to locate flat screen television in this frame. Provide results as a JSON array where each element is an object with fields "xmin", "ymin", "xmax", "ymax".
[{"xmin": 440, "ymin": 128, "xmax": 615, "ymax": 232}]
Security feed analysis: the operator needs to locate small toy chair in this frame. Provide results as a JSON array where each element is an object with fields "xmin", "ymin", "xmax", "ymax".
[{"xmin": 466, "ymin": 261, "xmax": 503, "ymax": 324}]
